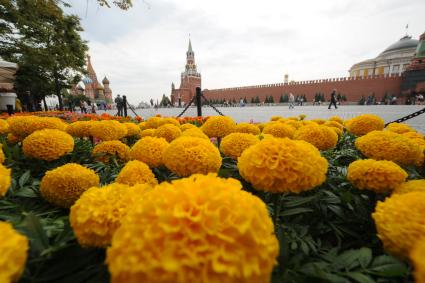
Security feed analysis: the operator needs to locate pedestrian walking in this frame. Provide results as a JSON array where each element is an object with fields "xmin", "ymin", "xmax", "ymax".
[
  {"xmin": 289, "ymin": 93, "xmax": 295, "ymax": 109},
  {"xmin": 328, "ymin": 89, "xmax": 338, "ymax": 109}
]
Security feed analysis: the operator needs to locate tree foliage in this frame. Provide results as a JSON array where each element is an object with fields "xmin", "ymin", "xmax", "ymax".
[
  {"xmin": 0, "ymin": 0, "xmax": 88, "ymax": 110},
  {"xmin": 97, "ymin": 0, "xmax": 133, "ymax": 9}
]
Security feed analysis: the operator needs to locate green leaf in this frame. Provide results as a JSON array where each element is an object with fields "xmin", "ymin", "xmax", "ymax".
[
  {"xmin": 357, "ymin": 247, "xmax": 372, "ymax": 268},
  {"xmin": 334, "ymin": 249, "xmax": 362, "ymax": 270},
  {"xmin": 280, "ymin": 207, "xmax": 314, "ymax": 217},
  {"xmin": 282, "ymin": 195, "xmax": 317, "ymax": 207},
  {"xmin": 368, "ymin": 255, "xmax": 408, "ymax": 277},
  {"xmin": 346, "ymin": 272, "xmax": 376, "ymax": 283},
  {"xmin": 19, "ymin": 170, "xmax": 31, "ymax": 187},
  {"xmin": 22, "ymin": 213, "xmax": 50, "ymax": 252},
  {"xmin": 14, "ymin": 186, "xmax": 38, "ymax": 198}
]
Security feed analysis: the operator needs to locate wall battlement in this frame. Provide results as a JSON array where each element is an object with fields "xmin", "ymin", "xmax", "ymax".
[
  {"xmin": 202, "ymin": 74, "xmax": 403, "ymax": 102},
  {"xmin": 206, "ymin": 74, "xmax": 403, "ymax": 92}
]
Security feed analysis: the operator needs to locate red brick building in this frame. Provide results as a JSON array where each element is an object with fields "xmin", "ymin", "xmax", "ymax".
[
  {"xmin": 170, "ymin": 40, "xmax": 201, "ymax": 106},
  {"xmin": 171, "ymin": 32, "xmax": 425, "ymax": 105}
]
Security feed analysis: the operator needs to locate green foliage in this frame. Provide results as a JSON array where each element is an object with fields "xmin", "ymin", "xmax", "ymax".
[
  {"xmin": 0, "ymin": 132, "xmax": 420, "ymax": 282},
  {"xmin": 0, "ymin": 0, "xmax": 88, "ymax": 110},
  {"xmin": 96, "ymin": 0, "xmax": 133, "ymax": 9}
]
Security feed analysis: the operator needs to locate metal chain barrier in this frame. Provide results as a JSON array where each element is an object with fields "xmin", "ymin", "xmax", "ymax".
[
  {"xmin": 201, "ymin": 93, "xmax": 225, "ymax": 116},
  {"xmin": 385, "ymin": 107, "xmax": 425, "ymax": 126},
  {"xmin": 176, "ymin": 95, "xmax": 196, "ymax": 118}
]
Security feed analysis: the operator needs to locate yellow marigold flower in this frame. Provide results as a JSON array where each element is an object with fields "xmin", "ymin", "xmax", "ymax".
[
  {"xmin": 23, "ymin": 129, "xmax": 74, "ymax": 161},
  {"xmin": 394, "ymin": 179, "xmax": 425, "ymax": 194},
  {"xmin": 93, "ymin": 141, "xmax": 130, "ymax": 163},
  {"xmin": 180, "ymin": 128, "xmax": 210, "ymax": 139},
  {"xmin": 372, "ymin": 191, "xmax": 425, "ymax": 258},
  {"xmin": 329, "ymin": 116, "xmax": 344, "ymax": 124},
  {"xmin": 402, "ymin": 132, "xmax": 425, "ymax": 149},
  {"xmin": 220, "ymin": 133, "xmax": 259, "ymax": 159},
  {"xmin": 0, "ymin": 145, "xmax": 4, "ymax": 164},
  {"xmin": 411, "ymin": 238, "xmax": 425, "ymax": 283},
  {"xmin": 8, "ymin": 116, "xmax": 67, "ymax": 138},
  {"xmin": 201, "ymin": 116, "xmax": 236, "ymax": 138},
  {"xmin": 263, "ymin": 122, "xmax": 296, "ymax": 138},
  {"xmin": 40, "ymin": 163, "xmax": 99, "ymax": 208},
  {"xmin": 347, "ymin": 159, "xmax": 407, "ymax": 193},
  {"xmin": 311, "ymin": 118, "xmax": 326, "ymax": 125},
  {"xmin": 271, "ymin": 115, "xmax": 282, "ymax": 121},
  {"xmin": 324, "ymin": 120, "xmax": 344, "ymax": 130},
  {"xmin": 124, "ymin": 122, "xmax": 141, "ymax": 138},
  {"xmin": 0, "ymin": 164, "xmax": 11, "ymax": 197},
  {"xmin": 157, "ymin": 117, "xmax": 180, "ymax": 127},
  {"xmin": 345, "ymin": 114, "xmax": 384, "ymax": 136},
  {"xmin": 66, "ymin": 121, "xmax": 93, "ymax": 138},
  {"xmin": 90, "ymin": 120, "xmax": 127, "ymax": 141},
  {"xmin": 0, "ymin": 119, "xmax": 9, "ymax": 135},
  {"xmin": 70, "ymin": 183, "xmax": 151, "ymax": 247},
  {"xmin": 106, "ymin": 174, "xmax": 279, "ymax": 283},
  {"xmin": 163, "ymin": 137, "xmax": 222, "ymax": 177},
  {"xmin": 140, "ymin": 128, "xmax": 155, "ymax": 137},
  {"xmin": 144, "ymin": 116, "xmax": 162, "ymax": 129},
  {"xmin": 386, "ymin": 122, "xmax": 416, "ymax": 134},
  {"xmin": 115, "ymin": 160, "xmax": 158, "ymax": 186},
  {"xmin": 138, "ymin": 121, "xmax": 148, "ymax": 130},
  {"xmin": 238, "ymin": 138, "xmax": 328, "ymax": 193},
  {"xmin": 0, "ymin": 222, "xmax": 28, "ymax": 283},
  {"xmin": 328, "ymin": 126, "xmax": 343, "ymax": 136},
  {"xmin": 6, "ymin": 133, "xmax": 20, "ymax": 144},
  {"xmin": 154, "ymin": 124, "xmax": 181, "ymax": 142},
  {"xmin": 355, "ymin": 130, "xmax": 423, "ymax": 166},
  {"xmin": 130, "ymin": 137, "xmax": 169, "ymax": 167},
  {"xmin": 293, "ymin": 125, "xmax": 338, "ymax": 150},
  {"xmin": 234, "ymin": 122, "xmax": 261, "ymax": 135},
  {"xmin": 282, "ymin": 120, "xmax": 302, "ymax": 129},
  {"xmin": 180, "ymin": 123, "xmax": 197, "ymax": 131},
  {"xmin": 301, "ymin": 120, "xmax": 319, "ymax": 127}
]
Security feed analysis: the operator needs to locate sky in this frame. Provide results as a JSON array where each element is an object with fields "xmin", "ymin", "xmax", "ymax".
[{"xmin": 67, "ymin": 0, "xmax": 425, "ymax": 104}]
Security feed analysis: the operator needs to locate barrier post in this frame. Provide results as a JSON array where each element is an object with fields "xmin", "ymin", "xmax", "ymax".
[
  {"xmin": 196, "ymin": 87, "xmax": 202, "ymax": 117},
  {"xmin": 123, "ymin": 95, "xmax": 128, "ymax": 117}
]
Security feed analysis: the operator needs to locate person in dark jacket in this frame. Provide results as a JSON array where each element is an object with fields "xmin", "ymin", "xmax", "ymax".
[
  {"xmin": 115, "ymin": 94, "xmax": 123, "ymax": 116},
  {"xmin": 328, "ymin": 89, "xmax": 338, "ymax": 109}
]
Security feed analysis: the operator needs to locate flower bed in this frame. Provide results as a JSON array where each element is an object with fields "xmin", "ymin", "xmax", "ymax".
[{"xmin": 0, "ymin": 113, "xmax": 424, "ymax": 283}]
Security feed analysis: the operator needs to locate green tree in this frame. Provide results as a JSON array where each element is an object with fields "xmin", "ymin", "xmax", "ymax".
[
  {"xmin": 0, "ymin": 0, "xmax": 88, "ymax": 110},
  {"xmin": 250, "ymin": 97, "xmax": 255, "ymax": 104},
  {"xmin": 160, "ymin": 94, "xmax": 171, "ymax": 107},
  {"xmin": 97, "ymin": 0, "xmax": 133, "ymax": 9},
  {"xmin": 269, "ymin": 95, "xmax": 274, "ymax": 103}
]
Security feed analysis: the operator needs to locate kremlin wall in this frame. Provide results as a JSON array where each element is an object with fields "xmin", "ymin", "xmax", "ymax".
[
  {"xmin": 171, "ymin": 31, "xmax": 425, "ymax": 105},
  {"xmin": 202, "ymin": 74, "xmax": 402, "ymax": 103}
]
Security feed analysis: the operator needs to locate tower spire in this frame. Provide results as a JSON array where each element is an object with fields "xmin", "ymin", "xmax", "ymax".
[
  {"xmin": 188, "ymin": 38, "xmax": 193, "ymax": 53},
  {"xmin": 86, "ymin": 54, "xmax": 98, "ymax": 83}
]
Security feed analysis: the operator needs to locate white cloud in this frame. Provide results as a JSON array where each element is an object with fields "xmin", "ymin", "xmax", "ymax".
[{"xmin": 67, "ymin": 0, "xmax": 425, "ymax": 104}]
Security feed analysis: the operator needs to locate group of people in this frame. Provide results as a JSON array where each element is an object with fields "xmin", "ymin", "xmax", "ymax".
[
  {"xmin": 288, "ymin": 89, "xmax": 339, "ymax": 109},
  {"xmin": 79, "ymin": 101, "xmax": 97, "ymax": 114}
]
